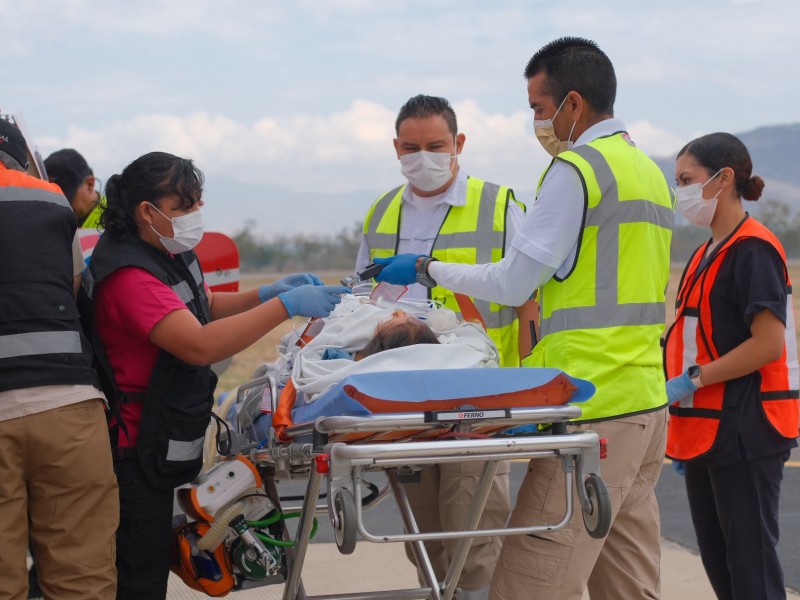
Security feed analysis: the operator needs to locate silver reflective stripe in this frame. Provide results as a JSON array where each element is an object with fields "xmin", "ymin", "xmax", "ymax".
[
  {"xmin": 171, "ymin": 281, "xmax": 194, "ymax": 304},
  {"xmin": 166, "ymin": 437, "xmax": 204, "ymax": 462},
  {"xmin": 433, "ymin": 230, "xmax": 506, "ymax": 249},
  {"xmin": 542, "ymin": 302, "xmax": 665, "ymax": 334},
  {"xmin": 0, "ymin": 185, "xmax": 71, "ymax": 209},
  {"xmin": 187, "ymin": 256, "xmax": 203, "ymax": 286},
  {"xmin": 363, "ymin": 185, "xmax": 404, "ymax": 250},
  {"xmin": 434, "ymin": 180, "xmax": 516, "ymax": 331},
  {"xmin": 784, "ymin": 292, "xmax": 799, "ymax": 389},
  {"xmin": 0, "ymin": 331, "xmax": 82, "ymax": 359},
  {"xmin": 678, "ymin": 315, "xmax": 699, "ymax": 409},
  {"xmin": 540, "ymin": 144, "xmax": 672, "ymax": 337}
]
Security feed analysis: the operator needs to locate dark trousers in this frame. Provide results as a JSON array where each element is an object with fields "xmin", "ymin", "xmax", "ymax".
[
  {"xmin": 684, "ymin": 451, "xmax": 789, "ymax": 600},
  {"xmin": 114, "ymin": 457, "xmax": 175, "ymax": 600}
]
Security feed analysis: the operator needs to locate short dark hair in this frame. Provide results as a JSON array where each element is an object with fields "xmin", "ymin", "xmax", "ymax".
[
  {"xmin": 395, "ymin": 95, "xmax": 458, "ymax": 136},
  {"xmin": 523, "ymin": 37, "xmax": 616, "ymax": 116},
  {"xmin": 101, "ymin": 151, "xmax": 204, "ymax": 237},
  {"xmin": 360, "ymin": 316, "xmax": 440, "ymax": 359},
  {"xmin": 44, "ymin": 148, "xmax": 93, "ymax": 204},
  {"xmin": 677, "ymin": 133, "xmax": 765, "ymax": 201}
]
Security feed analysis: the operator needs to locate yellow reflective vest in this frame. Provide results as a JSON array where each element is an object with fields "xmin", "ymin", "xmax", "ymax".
[
  {"xmin": 80, "ymin": 195, "xmax": 106, "ymax": 230},
  {"xmin": 523, "ymin": 132, "xmax": 675, "ymax": 421},
  {"xmin": 363, "ymin": 176, "xmax": 525, "ymax": 366}
]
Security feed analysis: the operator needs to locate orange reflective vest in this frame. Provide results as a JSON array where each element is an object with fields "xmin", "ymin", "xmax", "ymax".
[{"xmin": 664, "ymin": 216, "xmax": 800, "ymax": 460}]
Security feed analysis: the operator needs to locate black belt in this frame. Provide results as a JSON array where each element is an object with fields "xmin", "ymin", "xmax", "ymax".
[{"xmin": 119, "ymin": 391, "xmax": 146, "ymax": 404}]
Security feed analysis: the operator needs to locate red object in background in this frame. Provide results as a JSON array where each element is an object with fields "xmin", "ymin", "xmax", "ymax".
[
  {"xmin": 194, "ymin": 232, "xmax": 240, "ymax": 292},
  {"xmin": 78, "ymin": 230, "xmax": 240, "ymax": 293}
]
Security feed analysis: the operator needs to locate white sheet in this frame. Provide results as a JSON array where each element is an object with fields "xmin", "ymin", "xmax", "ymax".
[{"xmin": 272, "ymin": 295, "xmax": 500, "ymax": 403}]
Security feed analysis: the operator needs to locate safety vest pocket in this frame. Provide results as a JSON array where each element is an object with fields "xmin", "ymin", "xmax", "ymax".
[{"xmin": 137, "ymin": 394, "xmax": 213, "ymax": 490}]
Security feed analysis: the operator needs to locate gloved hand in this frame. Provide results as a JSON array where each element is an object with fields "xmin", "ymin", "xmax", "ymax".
[
  {"xmin": 665, "ymin": 371, "xmax": 697, "ymax": 404},
  {"xmin": 671, "ymin": 460, "xmax": 686, "ymax": 476},
  {"xmin": 373, "ymin": 254, "xmax": 424, "ymax": 286},
  {"xmin": 259, "ymin": 273, "xmax": 325, "ymax": 303},
  {"xmin": 278, "ymin": 285, "xmax": 350, "ymax": 318}
]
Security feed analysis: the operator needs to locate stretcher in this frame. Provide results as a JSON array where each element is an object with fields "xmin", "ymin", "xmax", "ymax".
[{"xmin": 181, "ymin": 366, "xmax": 611, "ymax": 600}]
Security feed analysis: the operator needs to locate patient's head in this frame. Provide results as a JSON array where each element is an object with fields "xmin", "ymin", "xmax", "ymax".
[{"xmin": 359, "ymin": 310, "xmax": 440, "ymax": 359}]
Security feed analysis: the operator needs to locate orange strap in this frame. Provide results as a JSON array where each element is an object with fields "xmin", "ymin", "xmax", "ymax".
[
  {"xmin": 454, "ymin": 293, "xmax": 486, "ymax": 330},
  {"xmin": 272, "ymin": 379, "xmax": 298, "ymax": 442}
]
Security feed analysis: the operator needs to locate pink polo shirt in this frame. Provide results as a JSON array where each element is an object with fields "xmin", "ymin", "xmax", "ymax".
[{"xmin": 94, "ymin": 267, "xmax": 194, "ymax": 447}]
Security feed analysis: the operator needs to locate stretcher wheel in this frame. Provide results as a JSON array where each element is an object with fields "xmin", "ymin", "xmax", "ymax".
[
  {"xmin": 333, "ymin": 489, "xmax": 357, "ymax": 554},
  {"xmin": 582, "ymin": 474, "xmax": 611, "ymax": 539}
]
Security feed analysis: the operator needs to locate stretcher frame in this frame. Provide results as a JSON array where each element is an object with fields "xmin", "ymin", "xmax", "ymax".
[{"xmin": 227, "ymin": 373, "xmax": 611, "ymax": 600}]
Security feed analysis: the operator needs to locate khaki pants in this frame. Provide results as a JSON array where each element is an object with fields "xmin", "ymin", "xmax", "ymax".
[
  {"xmin": 403, "ymin": 460, "xmax": 512, "ymax": 590},
  {"xmin": 491, "ymin": 409, "xmax": 667, "ymax": 600},
  {"xmin": 0, "ymin": 400, "xmax": 119, "ymax": 600}
]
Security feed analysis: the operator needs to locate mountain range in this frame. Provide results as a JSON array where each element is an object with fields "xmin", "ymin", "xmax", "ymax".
[{"xmin": 652, "ymin": 123, "xmax": 800, "ymax": 222}]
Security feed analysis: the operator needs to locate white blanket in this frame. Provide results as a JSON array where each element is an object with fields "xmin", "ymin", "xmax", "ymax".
[{"xmin": 273, "ymin": 295, "xmax": 499, "ymax": 403}]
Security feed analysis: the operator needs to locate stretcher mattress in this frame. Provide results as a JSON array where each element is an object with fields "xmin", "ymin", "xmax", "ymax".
[{"xmin": 290, "ymin": 367, "xmax": 594, "ymax": 424}]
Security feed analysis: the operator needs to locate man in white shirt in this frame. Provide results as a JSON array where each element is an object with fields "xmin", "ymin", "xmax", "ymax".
[
  {"xmin": 356, "ymin": 94, "xmax": 537, "ymax": 600},
  {"xmin": 372, "ymin": 40, "xmax": 675, "ymax": 600}
]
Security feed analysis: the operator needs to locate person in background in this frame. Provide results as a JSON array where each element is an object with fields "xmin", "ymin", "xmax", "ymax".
[
  {"xmin": 0, "ymin": 118, "xmax": 119, "ymax": 599},
  {"xmin": 45, "ymin": 148, "xmax": 105, "ymax": 228},
  {"xmin": 356, "ymin": 94, "xmax": 535, "ymax": 599},
  {"xmin": 372, "ymin": 38, "xmax": 675, "ymax": 600},
  {"xmin": 88, "ymin": 151, "xmax": 348, "ymax": 599},
  {"xmin": 664, "ymin": 132, "xmax": 799, "ymax": 600}
]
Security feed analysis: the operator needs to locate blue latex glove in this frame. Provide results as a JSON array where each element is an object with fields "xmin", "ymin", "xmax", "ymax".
[
  {"xmin": 278, "ymin": 285, "xmax": 350, "ymax": 318},
  {"xmin": 259, "ymin": 273, "xmax": 325, "ymax": 303},
  {"xmin": 665, "ymin": 372, "xmax": 697, "ymax": 404},
  {"xmin": 671, "ymin": 460, "xmax": 686, "ymax": 476},
  {"xmin": 373, "ymin": 254, "xmax": 424, "ymax": 286}
]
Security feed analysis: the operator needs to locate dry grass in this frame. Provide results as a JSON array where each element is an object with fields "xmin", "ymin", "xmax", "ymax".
[{"xmin": 216, "ymin": 266, "xmax": 800, "ymax": 394}]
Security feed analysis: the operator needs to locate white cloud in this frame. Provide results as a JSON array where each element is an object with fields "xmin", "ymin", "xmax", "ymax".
[
  {"xmin": 626, "ymin": 120, "xmax": 688, "ymax": 158},
  {"xmin": 35, "ymin": 100, "xmax": 557, "ymax": 197}
]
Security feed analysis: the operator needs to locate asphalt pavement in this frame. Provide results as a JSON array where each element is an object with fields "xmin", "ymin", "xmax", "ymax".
[
  {"xmin": 657, "ymin": 445, "xmax": 800, "ymax": 592},
  {"xmin": 164, "ymin": 453, "xmax": 799, "ymax": 599}
]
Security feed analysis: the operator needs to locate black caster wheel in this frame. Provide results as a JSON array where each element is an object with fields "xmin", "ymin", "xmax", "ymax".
[
  {"xmin": 583, "ymin": 473, "xmax": 611, "ymax": 539},
  {"xmin": 333, "ymin": 489, "xmax": 357, "ymax": 554}
]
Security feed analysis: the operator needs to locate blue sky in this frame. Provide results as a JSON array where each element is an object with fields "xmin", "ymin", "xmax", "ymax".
[{"xmin": 4, "ymin": 0, "xmax": 798, "ymax": 234}]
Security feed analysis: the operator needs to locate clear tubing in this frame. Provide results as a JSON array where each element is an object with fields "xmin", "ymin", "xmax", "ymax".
[{"xmin": 196, "ymin": 500, "xmax": 245, "ymax": 552}]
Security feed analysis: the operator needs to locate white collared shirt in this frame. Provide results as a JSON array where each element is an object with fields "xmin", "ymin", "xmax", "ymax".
[
  {"xmin": 356, "ymin": 167, "xmax": 525, "ymax": 299},
  {"xmin": 429, "ymin": 118, "xmax": 630, "ymax": 306}
]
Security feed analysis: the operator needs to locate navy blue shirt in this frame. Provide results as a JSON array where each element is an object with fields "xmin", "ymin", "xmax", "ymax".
[{"xmin": 693, "ymin": 232, "xmax": 798, "ymax": 467}]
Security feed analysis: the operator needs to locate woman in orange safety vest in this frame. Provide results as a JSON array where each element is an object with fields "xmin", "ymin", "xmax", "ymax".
[{"xmin": 664, "ymin": 132, "xmax": 799, "ymax": 600}]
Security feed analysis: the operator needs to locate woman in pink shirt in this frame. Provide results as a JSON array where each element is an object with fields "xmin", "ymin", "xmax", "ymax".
[{"xmin": 89, "ymin": 151, "xmax": 348, "ymax": 600}]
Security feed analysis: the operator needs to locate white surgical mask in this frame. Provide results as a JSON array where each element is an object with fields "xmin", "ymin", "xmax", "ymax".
[
  {"xmin": 399, "ymin": 147, "xmax": 457, "ymax": 192},
  {"xmin": 675, "ymin": 168, "xmax": 724, "ymax": 227},
  {"xmin": 148, "ymin": 202, "xmax": 205, "ymax": 253},
  {"xmin": 533, "ymin": 95, "xmax": 577, "ymax": 157}
]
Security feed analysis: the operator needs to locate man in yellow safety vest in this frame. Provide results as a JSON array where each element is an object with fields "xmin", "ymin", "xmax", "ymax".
[
  {"xmin": 372, "ymin": 39, "xmax": 675, "ymax": 600},
  {"xmin": 356, "ymin": 94, "xmax": 537, "ymax": 600},
  {"xmin": 45, "ymin": 148, "xmax": 105, "ymax": 229}
]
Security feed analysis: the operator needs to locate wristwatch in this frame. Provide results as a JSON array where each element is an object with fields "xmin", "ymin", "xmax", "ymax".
[
  {"xmin": 415, "ymin": 256, "xmax": 439, "ymax": 288},
  {"xmin": 687, "ymin": 364, "xmax": 704, "ymax": 389}
]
